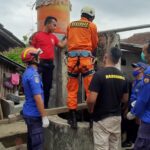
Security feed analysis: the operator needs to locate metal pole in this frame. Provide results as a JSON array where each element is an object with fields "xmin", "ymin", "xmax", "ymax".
[{"xmin": 101, "ymin": 24, "xmax": 150, "ymax": 33}]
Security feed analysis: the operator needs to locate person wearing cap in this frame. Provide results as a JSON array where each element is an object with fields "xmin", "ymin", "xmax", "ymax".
[
  {"xmin": 123, "ymin": 62, "xmax": 147, "ymax": 148},
  {"xmin": 21, "ymin": 47, "xmax": 49, "ymax": 150},
  {"xmin": 66, "ymin": 6, "xmax": 98, "ymax": 129},
  {"xmin": 127, "ymin": 42, "xmax": 150, "ymax": 150},
  {"xmin": 130, "ymin": 62, "xmax": 148, "ymax": 107},
  {"xmin": 87, "ymin": 47, "xmax": 128, "ymax": 150}
]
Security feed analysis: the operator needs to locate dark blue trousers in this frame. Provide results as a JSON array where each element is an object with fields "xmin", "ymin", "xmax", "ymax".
[
  {"xmin": 134, "ymin": 122, "xmax": 150, "ymax": 150},
  {"xmin": 23, "ymin": 116, "xmax": 44, "ymax": 150}
]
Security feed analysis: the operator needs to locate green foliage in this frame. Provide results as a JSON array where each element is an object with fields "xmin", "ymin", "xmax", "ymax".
[
  {"xmin": 0, "ymin": 47, "xmax": 25, "ymax": 66},
  {"xmin": 23, "ymin": 35, "xmax": 28, "ymax": 42},
  {"xmin": 22, "ymin": 35, "xmax": 29, "ymax": 46}
]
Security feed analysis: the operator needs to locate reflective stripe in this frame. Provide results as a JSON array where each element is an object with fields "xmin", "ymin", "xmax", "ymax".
[
  {"xmin": 68, "ymin": 69, "xmax": 95, "ymax": 78},
  {"xmin": 70, "ymin": 21, "xmax": 89, "ymax": 28},
  {"xmin": 82, "ymin": 70, "xmax": 95, "ymax": 77},
  {"xmin": 23, "ymin": 48, "xmax": 31, "ymax": 58},
  {"xmin": 23, "ymin": 47, "xmax": 36, "ymax": 58},
  {"xmin": 68, "ymin": 72, "xmax": 79, "ymax": 78},
  {"xmin": 68, "ymin": 50, "xmax": 92, "ymax": 57}
]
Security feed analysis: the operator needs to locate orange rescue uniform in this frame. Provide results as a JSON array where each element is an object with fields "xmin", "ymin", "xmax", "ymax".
[{"xmin": 67, "ymin": 17, "xmax": 98, "ymax": 109}]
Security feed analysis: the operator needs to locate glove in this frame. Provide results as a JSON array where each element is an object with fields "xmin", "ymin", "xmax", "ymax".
[
  {"xmin": 131, "ymin": 101, "xmax": 136, "ymax": 107},
  {"xmin": 42, "ymin": 116, "xmax": 49, "ymax": 128},
  {"xmin": 126, "ymin": 112, "xmax": 135, "ymax": 120},
  {"xmin": 89, "ymin": 113, "xmax": 93, "ymax": 129}
]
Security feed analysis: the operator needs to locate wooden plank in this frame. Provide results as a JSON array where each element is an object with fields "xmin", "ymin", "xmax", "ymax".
[
  {"xmin": 0, "ymin": 103, "xmax": 87, "ymax": 124},
  {"xmin": 46, "ymin": 103, "xmax": 87, "ymax": 116}
]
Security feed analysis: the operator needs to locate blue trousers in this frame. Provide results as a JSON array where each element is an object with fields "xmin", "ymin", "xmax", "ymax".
[
  {"xmin": 23, "ymin": 116, "xmax": 44, "ymax": 150},
  {"xmin": 134, "ymin": 122, "xmax": 150, "ymax": 150}
]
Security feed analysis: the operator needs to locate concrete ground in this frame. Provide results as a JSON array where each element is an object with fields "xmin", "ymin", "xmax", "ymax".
[
  {"xmin": 0, "ymin": 120, "xmax": 26, "ymax": 150},
  {"xmin": 0, "ymin": 120, "xmax": 26, "ymax": 139}
]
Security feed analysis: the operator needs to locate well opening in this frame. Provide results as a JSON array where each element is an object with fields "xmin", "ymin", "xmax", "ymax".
[
  {"xmin": 58, "ymin": 108, "xmax": 91, "ymax": 122},
  {"xmin": 0, "ymin": 133, "xmax": 26, "ymax": 148}
]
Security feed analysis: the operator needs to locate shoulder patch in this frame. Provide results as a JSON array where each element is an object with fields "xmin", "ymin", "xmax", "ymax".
[
  {"xmin": 70, "ymin": 21, "xmax": 89, "ymax": 28},
  {"xmin": 34, "ymin": 75, "xmax": 40, "ymax": 83},
  {"xmin": 144, "ymin": 78, "xmax": 150, "ymax": 84}
]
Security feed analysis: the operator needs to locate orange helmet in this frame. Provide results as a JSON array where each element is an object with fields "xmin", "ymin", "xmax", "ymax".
[{"xmin": 21, "ymin": 47, "xmax": 42, "ymax": 63}]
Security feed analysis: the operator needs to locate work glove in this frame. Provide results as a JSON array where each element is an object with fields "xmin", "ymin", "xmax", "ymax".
[
  {"xmin": 126, "ymin": 112, "xmax": 135, "ymax": 120},
  {"xmin": 89, "ymin": 113, "xmax": 93, "ymax": 129},
  {"xmin": 42, "ymin": 116, "xmax": 49, "ymax": 128}
]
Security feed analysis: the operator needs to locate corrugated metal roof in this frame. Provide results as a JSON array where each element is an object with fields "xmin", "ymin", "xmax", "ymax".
[
  {"xmin": 0, "ymin": 24, "xmax": 25, "ymax": 51},
  {"xmin": 0, "ymin": 54, "xmax": 25, "ymax": 72}
]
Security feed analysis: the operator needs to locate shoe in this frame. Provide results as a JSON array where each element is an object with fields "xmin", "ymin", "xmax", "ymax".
[
  {"xmin": 68, "ymin": 110, "xmax": 77, "ymax": 129},
  {"xmin": 122, "ymin": 141, "xmax": 133, "ymax": 147}
]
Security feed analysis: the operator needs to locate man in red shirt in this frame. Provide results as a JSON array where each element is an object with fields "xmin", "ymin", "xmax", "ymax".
[{"xmin": 31, "ymin": 16, "xmax": 67, "ymax": 108}]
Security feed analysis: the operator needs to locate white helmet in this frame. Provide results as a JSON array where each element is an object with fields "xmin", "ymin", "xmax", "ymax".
[{"xmin": 81, "ymin": 6, "xmax": 95, "ymax": 17}]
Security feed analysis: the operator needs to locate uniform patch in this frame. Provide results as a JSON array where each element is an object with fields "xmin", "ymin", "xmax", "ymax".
[
  {"xmin": 70, "ymin": 21, "xmax": 89, "ymax": 28},
  {"xmin": 144, "ymin": 78, "xmax": 149, "ymax": 84},
  {"xmin": 51, "ymin": 39, "xmax": 54, "ymax": 45},
  {"xmin": 34, "ymin": 76, "xmax": 40, "ymax": 83},
  {"xmin": 105, "ymin": 74, "xmax": 125, "ymax": 80}
]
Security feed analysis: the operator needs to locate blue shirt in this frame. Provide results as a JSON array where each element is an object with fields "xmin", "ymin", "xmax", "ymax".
[
  {"xmin": 131, "ymin": 66, "xmax": 150, "ymax": 123},
  {"xmin": 130, "ymin": 79, "xmax": 143, "ymax": 104},
  {"xmin": 22, "ymin": 66, "xmax": 44, "ymax": 117}
]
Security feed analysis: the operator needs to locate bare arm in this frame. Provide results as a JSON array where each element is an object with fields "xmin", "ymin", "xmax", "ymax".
[
  {"xmin": 86, "ymin": 91, "xmax": 98, "ymax": 113},
  {"xmin": 57, "ymin": 38, "xmax": 67, "ymax": 48},
  {"xmin": 34, "ymin": 94, "xmax": 47, "ymax": 117}
]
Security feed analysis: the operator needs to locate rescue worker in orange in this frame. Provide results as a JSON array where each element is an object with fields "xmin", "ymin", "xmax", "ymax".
[{"xmin": 66, "ymin": 6, "xmax": 98, "ymax": 129}]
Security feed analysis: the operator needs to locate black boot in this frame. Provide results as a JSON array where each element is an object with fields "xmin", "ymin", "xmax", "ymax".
[{"xmin": 68, "ymin": 110, "xmax": 77, "ymax": 129}]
